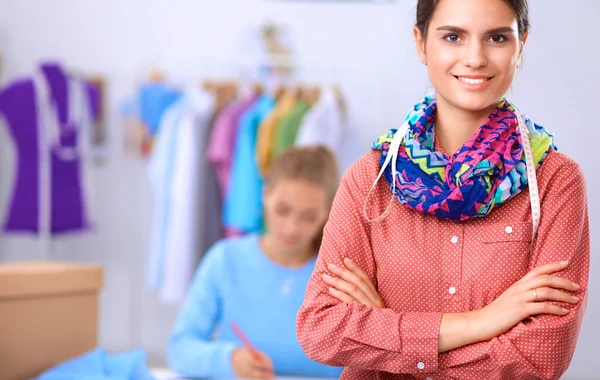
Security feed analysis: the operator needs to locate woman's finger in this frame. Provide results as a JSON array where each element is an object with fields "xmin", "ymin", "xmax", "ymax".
[
  {"xmin": 322, "ymin": 273, "xmax": 373, "ymax": 306},
  {"xmin": 251, "ymin": 353, "xmax": 274, "ymax": 379},
  {"xmin": 526, "ymin": 302, "xmax": 570, "ymax": 317},
  {"xmin": 328, "ymin": 263, "xmax": 380, "ymax": 306},
  {"xmin": 529, "ymin": 287, "xmax": 580, "ymax": 305},
  {"xmin": 328, "ymin": 287, "xmax": 361, "ymax": 305},
  {"xmin": 526, "ymin": 275, "xmax": 580, "ymax": 293},
  {"xmin": 343, "ymin": 258, "xmax": 377, "ymax": 294},
  {"xmin": 519, "ymin": 261, "xmax": 569, "ymax": 283},
  {"xmin": 248, "ymin": 366, "xmax": 273, "ymax": 380},
  {"xmin": 343, "ymin": 258, "xmax": 385, "ymax": 307}
]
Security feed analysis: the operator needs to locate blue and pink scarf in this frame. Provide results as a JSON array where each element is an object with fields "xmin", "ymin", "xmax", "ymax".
[{"xmin": 373, "ymin": 93, "xmax": 556, "ymax": 221}]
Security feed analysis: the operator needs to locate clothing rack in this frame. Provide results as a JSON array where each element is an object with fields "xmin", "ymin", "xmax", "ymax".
[{"xmin": 116, "ymin": 55, "xmax": 390, "ymax": 168}]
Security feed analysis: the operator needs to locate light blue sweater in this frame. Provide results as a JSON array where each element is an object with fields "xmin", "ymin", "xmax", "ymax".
[{"xmin": 167, "ymin": 235, "xmax": 342, "ymax": 379}]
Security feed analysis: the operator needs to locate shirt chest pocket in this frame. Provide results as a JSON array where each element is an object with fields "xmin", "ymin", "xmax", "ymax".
[
  {"xmin": 468, "ymin": 222, "xmax": 533, "ymax": 300},
  {"xmin": 481, "ymin": 222, "xmax": 533, "ymax": 245}
]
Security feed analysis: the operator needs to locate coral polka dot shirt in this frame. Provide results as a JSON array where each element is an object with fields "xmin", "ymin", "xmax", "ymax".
[{"xmin": 296, "ymin": 145, "xmax": 589, "ymax": 380}]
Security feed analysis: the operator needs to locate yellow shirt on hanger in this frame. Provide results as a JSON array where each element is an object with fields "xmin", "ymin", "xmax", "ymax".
[{"xmin": 255, "ymin": 90, "xmax": 298, "ymax": 177}]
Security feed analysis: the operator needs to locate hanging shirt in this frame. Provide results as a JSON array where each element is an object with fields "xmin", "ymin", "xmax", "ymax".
[
  {"xmin": 297, "ymin": 148, "xmax": 589, "ymax": 380},
  {"xmin": 273, "ymin": 100, "xmax": 311, "ymax": 157},
  {"xmin": 0, "ymin": 62, "xmax": 99, "ymax": 235},
  {"xmin": 139, "ymin": 83, "xmax": 182, "ymax": 136},
  {"xmin": 295, "ymin": 86, "xmax": 346, "ymax": 164},
  {"xmin": 255, "ymin": 90, "xmax": 297, "ymax": 177},
  {"xmin": 167, "ymin": 234, "xmax": 343, "ymax": 379},
  {"xmin": 223, "ymin": 95, "xmax": 275, "ymax": 233},
  {"xmin": 147, "ymin": 89, "xmax": 219, "ymax": 304},
  {"xmin": 147, "ymin": 101, "xmax": 188, "ymax": 290},
  {"xmin": 206, "ymin": 94, "xmax": 258, "ymax": 198}
]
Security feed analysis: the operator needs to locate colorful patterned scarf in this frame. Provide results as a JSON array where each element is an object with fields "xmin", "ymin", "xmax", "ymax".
[{"xmin": 373, "ymin": 93, "xmax": 556, "ymax": 221}]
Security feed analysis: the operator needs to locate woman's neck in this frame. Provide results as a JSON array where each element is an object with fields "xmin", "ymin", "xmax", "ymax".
[
  {"xmin": 259, "ymin": 234, "xmax": 315, "ymax": 269},
  {"xmin": 434, "ymin": 96, "xmax": 498, "ymax": 155}
]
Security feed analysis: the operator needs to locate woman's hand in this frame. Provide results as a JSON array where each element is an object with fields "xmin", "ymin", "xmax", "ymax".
[
  {"xmin": 322, "ymin": 258, "xmax": 581, "ymax": 354},
  {"xmin": 231, "ymin": 347, "xmax": 274, "ymax": 380},
  {"xmin": 471, "ymin": 260, "xmax": 581, "ymax": 343},
  {"xmin": 322, "ymin": 257, "xmax": 385, "ymax": 308}
]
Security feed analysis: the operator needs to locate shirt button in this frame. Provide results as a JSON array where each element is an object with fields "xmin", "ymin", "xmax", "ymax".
[
  {"xmin": 450, "ymin": 236, "xmax": 459, "ymax": 244},
  {"xmin": 505, "ymin": 226, "xmax": 513, "ymax": 234},
  {"xmin": 417, "ymin": 362, "xmax": 425, "ymax": 370},
  {"xmin": 426, "ymin": 378, "xmax": 433, "ymax": 380},
  {"xmin": 449, "ymin": 287, "xmax": 457, "ymax": 295}
]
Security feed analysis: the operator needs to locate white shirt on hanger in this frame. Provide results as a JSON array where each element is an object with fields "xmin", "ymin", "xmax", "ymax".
[
  {"xmin": 147, "ymin": 88, "xmax": 215, "ymax": 304},
  {"xmin": 147, "ymin": 100, "xmax": 188, "ymax": 290},
  {"xmin": 295, "ymin": 86, "xmax": 346, "ymax": 165}
]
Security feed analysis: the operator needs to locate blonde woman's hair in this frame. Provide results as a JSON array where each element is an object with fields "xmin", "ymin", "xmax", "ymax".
[{"xmin": 265, "ymin": 145, "xmax": 340, "ymax": 251}]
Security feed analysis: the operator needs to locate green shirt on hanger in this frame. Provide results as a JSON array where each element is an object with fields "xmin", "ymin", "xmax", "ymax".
[{"xmin": 273, "ymin": 100, "xmax": 311, "ymax": 157}]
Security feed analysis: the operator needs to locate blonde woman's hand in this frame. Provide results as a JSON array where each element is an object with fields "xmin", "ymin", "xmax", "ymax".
[
  {"xmin": 322, "ymin": 257, "xmax": 385, "ymax": 308},
  {"xmin": 231, "ymin": 347, "xmax": 274, "ymax": 380}
]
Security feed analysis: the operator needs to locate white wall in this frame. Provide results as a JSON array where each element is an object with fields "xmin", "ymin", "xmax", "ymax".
[{"xmin": 0, "ymin": 0, "xmax": 597, "ymax": 377}]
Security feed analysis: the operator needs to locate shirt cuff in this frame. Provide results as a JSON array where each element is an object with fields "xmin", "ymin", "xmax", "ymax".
[
  {"xmin": 400, "ymin": 312, "xmax": 443, "ymax": 374},
  {"xmin": 215, "ymin": 341, "xmax": 241, "ymax": 377}
]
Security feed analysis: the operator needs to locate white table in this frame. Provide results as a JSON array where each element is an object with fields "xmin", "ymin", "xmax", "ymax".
[{"xmin": 151, "ymin": 368, "xmax": 338, "ymax": 380}]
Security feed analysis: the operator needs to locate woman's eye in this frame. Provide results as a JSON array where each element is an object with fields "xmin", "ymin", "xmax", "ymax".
[
  {"xmin": 490, "ymin": 35, "xmax": 508, "ymax": 43},
  {"xmin": 444, "ymin": 34, "xmax": 461, "ymax": 42},
  {"xmin": 302, "ymin": 215, "xmax": 318, "ymax": 224},
  {"xmin": 275, "ymin": 207, "xmax": 290, "ymax": 216}
]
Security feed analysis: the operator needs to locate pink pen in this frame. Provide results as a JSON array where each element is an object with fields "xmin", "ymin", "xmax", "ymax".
[{"xmin": 230, "ymin": 322, "xmax": 273, "ymax": 376}]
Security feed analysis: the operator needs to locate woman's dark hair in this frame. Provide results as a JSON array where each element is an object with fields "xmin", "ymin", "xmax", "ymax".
[{"xmin": 416, "ymin": 0, "xmax": 529, "ymax": 40}]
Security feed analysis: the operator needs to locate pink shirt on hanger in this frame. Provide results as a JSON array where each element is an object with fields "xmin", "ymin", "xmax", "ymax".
[{"xmin": 206, "ymin": 94, "xmax": 258, "ymax": 198}]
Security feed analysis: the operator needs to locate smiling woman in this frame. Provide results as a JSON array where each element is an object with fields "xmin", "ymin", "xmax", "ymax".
[{"xmin": 296, "ymin": 0, "xmax": 590, "ymax": 379}]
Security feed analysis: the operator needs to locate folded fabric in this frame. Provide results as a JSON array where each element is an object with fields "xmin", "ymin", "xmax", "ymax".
[{"xmin": 36, "ymin": 348, "xmax": 155, "ymax": 380}]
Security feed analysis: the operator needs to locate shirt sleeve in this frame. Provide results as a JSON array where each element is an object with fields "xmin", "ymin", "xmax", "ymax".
[
  {"xmin": 296, "ymin": 155, "xmax": 444, "ymax": 375},
  {"xmin": 255, "ymin": 113, "xmax": 276, "ymax": 178},
  {"xmin": 167, "ymin": 242, "xmax": 240, "ymax": 378},
  {"xmin": 85, "ymin": 80, "xmax": 101, "ymax": 121},
  {"xmin": 206, "ymin": 109, "xmax": 230, "ymax": 164},
  {"xmin": 223, "ymin": 111, "xmax": 264, "ymax": 232},
  {"xmin": 437, "ymin": 161, "xmax": 590, "ymax": 380},
  {"xmin": 159, "ymin": 112, "xmax": 203, "ymax": 304}
]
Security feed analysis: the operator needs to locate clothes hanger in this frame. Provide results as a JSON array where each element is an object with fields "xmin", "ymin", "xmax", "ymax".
[
  {"xmin": 252, "ymin": 81, "xmax": 264, "ymax": 96},
  {"xmin": 223, "ymin": 80, "xmax": 239, "ymax": 105},
  {"xmin": 330, "ymin": 83, "xmax": 347, "ymax": 113},
  {"xmin": 201, "ymin": 79, "xmax": 238, "ymax": 110},
  {"xmin": 301, "ymin": 85, "xmax": 320, "ymax": 105},
  {"xmin": 147, "ymin": 68, "xmax": 165, "ymax": 83},
  {"xmin": 271, "ymin": 83, "xmax": 287, "ymax": 102}
]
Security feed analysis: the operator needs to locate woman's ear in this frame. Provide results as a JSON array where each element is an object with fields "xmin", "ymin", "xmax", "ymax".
[
  {"xmin": 518, "ymin": 30, "xmax": 529, "ymax": 65},
  {"xmin": 414, "ymin": 26, "xmax": 427, "ymax": 65}
]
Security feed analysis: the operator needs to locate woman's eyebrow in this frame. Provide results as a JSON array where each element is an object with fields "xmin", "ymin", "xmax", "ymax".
[{"xmin": 435, "ymin": 25, "xmax": 515, "ymax": 34}]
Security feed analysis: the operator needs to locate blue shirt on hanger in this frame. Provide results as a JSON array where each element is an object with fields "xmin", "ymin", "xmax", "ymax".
[
  {"xmin": 167, "ymin": 234, "xmax": 343, "ymax": 379},
  {"xmin": 223, "ymin": 94, "xmax": 275, "ymax": 233},
  {"xmin": 139, "ymin": 83, "xmax": 182, "ymax": 136}
]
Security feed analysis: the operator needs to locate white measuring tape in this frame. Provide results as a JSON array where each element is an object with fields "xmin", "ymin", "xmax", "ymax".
[
  {"xmin": 516, "ymin": 109, "xmax": 541, "ymax": 247},
  {"xmin": 363, "ymin": 111, "xmax": 541, "ymax": 246}
]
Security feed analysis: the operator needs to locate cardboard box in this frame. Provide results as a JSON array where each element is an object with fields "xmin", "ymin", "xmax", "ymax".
[{"xmin": 0, "ymin": 261, "xmax": 103, "ymax": 380}]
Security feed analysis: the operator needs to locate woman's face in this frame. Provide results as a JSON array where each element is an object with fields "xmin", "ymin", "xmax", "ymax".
[
  {"xmin": 415, "ymin": 0, "xmax": 527, "ymax": 112},
  {"xmin": 263, "ymin": 179, "xmax": 329, "ymax": 253}
]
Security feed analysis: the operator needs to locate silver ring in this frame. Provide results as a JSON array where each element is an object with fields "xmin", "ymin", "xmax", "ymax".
[{"xmin": 533, "ymin": 288, "xmax": 539, "ymax": 302}]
